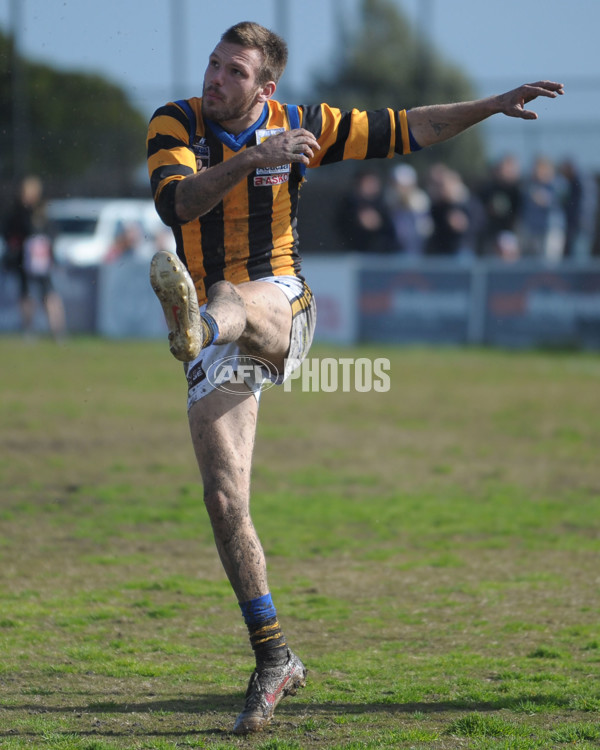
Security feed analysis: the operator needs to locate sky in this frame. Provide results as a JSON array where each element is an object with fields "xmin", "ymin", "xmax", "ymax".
[{"xmin": 1, "ymin": 0, "xmax": 599, "ymax": 169}]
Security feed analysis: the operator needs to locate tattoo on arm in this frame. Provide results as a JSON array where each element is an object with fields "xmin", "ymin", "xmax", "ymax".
[{"xmin": 429, "ymin": 119, "xmax": 450, "ymax": 136}]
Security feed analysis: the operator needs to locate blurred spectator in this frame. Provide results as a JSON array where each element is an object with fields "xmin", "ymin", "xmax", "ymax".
[
  {"xmin": 558, "ymin": 159, "xmax": 598, "ymax": 262},
  {"xmin": 519, "ymin": 156, "xmax": 565, "ymax": 260},
  {"xmin": 426, "ymin": 163, "xmax": 479, "ymax": 260},
  {"xmin": 2, "ymin": 175, "xmax": 66, "ymax": 340},
  {"xmin": 153, "ymin": 226, "xmax": 177, "ymax": 255},
  {"xmin": 336, "ymin": 169, "xmax": 395, "ymax": 252},
  {"xmin": 386, "ymin": 164, "xmax": 432, "ymax": 256},
  {"xmin": 104, "ymin": 221, "xmax": 152, "ymax": 263},
  {"xmin": 494, "ymin": 230, "xmax": 521, "ymax": 263},
  {"xmin": 478, "ymin": 154, "xmax": 522, "ymax": 257}
]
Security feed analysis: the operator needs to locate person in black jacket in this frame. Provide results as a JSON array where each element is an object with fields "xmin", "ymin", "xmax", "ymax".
[{"xmin": 3, "ymin": 176, "xmax": 65, "ymax": 339}]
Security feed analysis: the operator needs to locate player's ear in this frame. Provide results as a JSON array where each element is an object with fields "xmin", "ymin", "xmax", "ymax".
[{"xmin": 258, "ymin": 81, "xmax": 276, "ymax": 102}]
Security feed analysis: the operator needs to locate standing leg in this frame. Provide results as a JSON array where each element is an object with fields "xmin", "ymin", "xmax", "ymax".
[
  {"xmin": 20, "ymin": 295, "xmax": 35, "ymax": 335},
  {"xmin": 151, "ymin": 250, "xmax": 307, "ymax": 733},
  {"xmin": 188, "ymin": 384, "xmax": 265, "ymax": 600},
  {"xmin": 44, "ymin": 290, "xmax": 66, "ymax": 342},
  {"xmin": 188, "ymin": 385, "xmax": 306, "ymax": 734},
  {"xmin": 18, "ymin": 271, "xmax": 34, "ymax": 335}
]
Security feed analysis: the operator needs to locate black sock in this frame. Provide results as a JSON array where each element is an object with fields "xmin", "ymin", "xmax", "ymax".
[{"xmin": 239, "ymin": 594, "xmax": 288, "ymax": 669}]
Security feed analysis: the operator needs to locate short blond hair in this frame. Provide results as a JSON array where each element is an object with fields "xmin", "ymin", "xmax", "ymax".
[{"xmin": 221, "ymin": 22, "xmax": 288, "ymax": 85}]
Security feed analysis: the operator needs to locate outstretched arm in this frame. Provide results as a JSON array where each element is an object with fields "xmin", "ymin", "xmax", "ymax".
[{"xmin": 406, "ymin": 80, "xmax": 564, "ymax": 148}]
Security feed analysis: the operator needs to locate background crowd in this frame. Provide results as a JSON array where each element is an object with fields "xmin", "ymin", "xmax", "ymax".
[{"xmin": 336, "ymin": 154, "xmax": 598, "ymax": 263}]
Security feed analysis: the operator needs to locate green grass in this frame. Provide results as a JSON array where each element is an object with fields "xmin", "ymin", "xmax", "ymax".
[{"xmin": 0, "ymin": 336, "xmax": 599, "ymax": 748}]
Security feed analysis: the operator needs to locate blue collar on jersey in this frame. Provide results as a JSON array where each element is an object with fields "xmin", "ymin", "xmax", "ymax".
[{"xmin": 204, "ymin": 103, "xmax": 269, "ymax": 152}]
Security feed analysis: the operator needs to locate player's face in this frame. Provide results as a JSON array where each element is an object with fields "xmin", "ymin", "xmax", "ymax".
[{"xmin": 202, "ymin": 42, "xmax": 267, "ymax": 127}]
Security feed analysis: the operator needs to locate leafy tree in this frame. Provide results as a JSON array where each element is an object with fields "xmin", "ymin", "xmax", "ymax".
[
  {"xmin": 0, "ymin": 29, "xmax": 148, "ymax": 194},
  {"xmin": 311, "ymin": 0, "xmax": 487, "ymax": 178}
]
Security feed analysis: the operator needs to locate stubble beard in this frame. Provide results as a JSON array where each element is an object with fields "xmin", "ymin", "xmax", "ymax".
[{"xmin": 201, "ymin": 85, "xmax": 259, "ymax": 125}]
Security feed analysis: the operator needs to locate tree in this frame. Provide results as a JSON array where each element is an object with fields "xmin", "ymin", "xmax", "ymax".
[
  {"xmin": 311, "ymin": 0, "xmax": 487, "ymax": 178},
  {"xmin": 0, "ymin": 29, "xmax": 148, "ymax": 195}
]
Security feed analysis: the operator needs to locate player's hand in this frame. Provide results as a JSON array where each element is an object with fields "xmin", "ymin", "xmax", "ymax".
[
  {"xmin": 497, "ymin": 80, "xmax": 564, "ymax": 120},
  {"xmin": 253, "ymin": 128, "xmax": 321, "ymax": 168}
]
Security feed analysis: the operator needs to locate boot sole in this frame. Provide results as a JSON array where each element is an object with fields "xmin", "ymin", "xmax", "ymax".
[{"xmin": 149, "ymin": 251, "xmax": 202, "ymax": 362}]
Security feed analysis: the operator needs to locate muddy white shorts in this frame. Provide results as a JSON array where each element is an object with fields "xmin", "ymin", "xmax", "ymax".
[{"xmin": 184, "ymin": 276, "xmax": 316, "ymax": 410}]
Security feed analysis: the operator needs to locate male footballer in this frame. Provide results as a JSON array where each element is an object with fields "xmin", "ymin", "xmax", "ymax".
[{"xmin": 146, "ymin": 21, "xmax": 563, "ymax": 734}]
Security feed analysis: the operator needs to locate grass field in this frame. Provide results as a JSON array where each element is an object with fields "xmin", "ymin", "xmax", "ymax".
[{"xmin": 0, "ymin": 335, "xmax": 599, "ymax": 749}]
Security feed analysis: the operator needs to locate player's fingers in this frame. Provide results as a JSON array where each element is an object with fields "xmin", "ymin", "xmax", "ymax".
[
  {"xmin": 524, "ymin": 81, "xmax": 565, "ymax": 99},
  {"xmin": 292, "ymin": 145, "xmax": 314, "ymax": 163},
  {"xmin": 517, "ymin": 109, "xmax": 538, "ymax": 120},
  {"xmin": 293, "ymin": 128, "xmax": 321, "ymax": 150},
  {"xmin": 528, "ymin": 80, "xmax": 565, "ymax": 92}
]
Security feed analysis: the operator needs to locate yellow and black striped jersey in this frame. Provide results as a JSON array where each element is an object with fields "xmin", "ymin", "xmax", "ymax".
[{"xmin": 147, "ymin": 98, "xmax": 416, "ymax": 305}]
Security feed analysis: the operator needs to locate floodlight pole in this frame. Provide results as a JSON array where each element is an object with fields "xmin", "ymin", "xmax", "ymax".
[
  {"xmin": 274, "ymin": 0, "xmax": 290, "ymax": 102},
  {"xmin": 170, "ymin": 0, "xmax": 187, "ymax": 100},
  {"xmin": 10, "ymin": 0, "xmax": 29, "ymax": 180},
  {"xmin": 416, "ymin": 0, "xmax": 434, "ymax": 101}
]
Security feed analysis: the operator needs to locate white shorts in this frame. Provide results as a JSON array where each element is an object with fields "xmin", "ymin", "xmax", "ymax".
[{"xmin": 184, "ymin": 276, "xmax": 316, "ymax": 410}]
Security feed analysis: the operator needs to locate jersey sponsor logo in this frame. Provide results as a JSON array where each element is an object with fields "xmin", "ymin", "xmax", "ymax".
[
  {"xmin": 254, "ymin": 173, "xmax": 290, "ymax": 187},
  {"xmin": 192, "ymin": 136, "xmax": 210, "ymax": 170},
  {"xmin": 256, "ymin": 127, "xmax": 285, "ymax": 143},
  {"xmin": 256, "ymin": 127, "xmax": 291, "ymax": 177}
]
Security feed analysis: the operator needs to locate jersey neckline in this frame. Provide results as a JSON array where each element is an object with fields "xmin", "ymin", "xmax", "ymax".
[{"xmin": 204, "ymin": 102, "xmax": 270, "ymax": 152}]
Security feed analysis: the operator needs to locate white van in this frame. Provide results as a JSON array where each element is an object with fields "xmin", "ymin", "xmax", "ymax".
[{"xmin": 47, "ymin": 198, "xmax": 174, "ymax": 266}]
